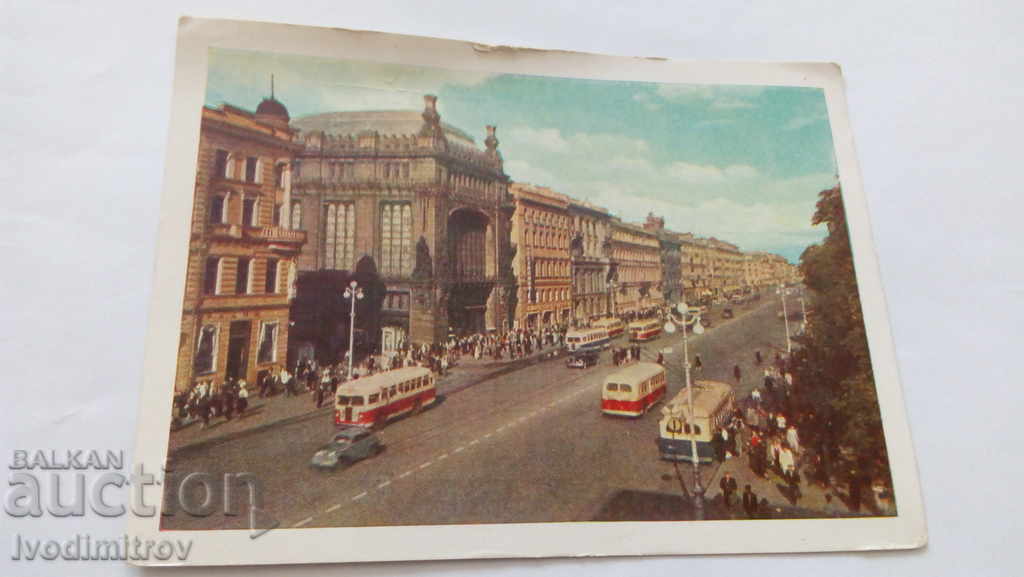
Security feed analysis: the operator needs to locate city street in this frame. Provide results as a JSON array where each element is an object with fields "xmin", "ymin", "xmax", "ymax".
[{"xmin": 162, "ymin": 294, "xmax": 807, "ymax": 531}]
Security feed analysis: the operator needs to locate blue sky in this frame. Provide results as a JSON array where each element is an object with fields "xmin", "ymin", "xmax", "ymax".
[{"xmin": 206, "ymin": 48, "xmax": 838, "ymax": 262}]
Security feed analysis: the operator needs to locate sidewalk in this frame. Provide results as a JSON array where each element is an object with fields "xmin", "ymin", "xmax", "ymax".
[{"xmin": 167, "ymin": 346, "xmax": 566, "ymax": 455}]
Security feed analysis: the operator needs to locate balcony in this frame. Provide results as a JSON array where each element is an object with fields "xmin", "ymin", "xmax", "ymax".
[
  {"xmin": 207, "ymin": 223, "xmax": 306, "ymax": 245},
  {"xmin": 244, "ymin": 226, "xmax": 306, "ymax": 244}
]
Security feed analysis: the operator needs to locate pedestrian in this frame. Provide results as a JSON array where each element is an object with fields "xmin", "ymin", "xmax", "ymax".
[
  {"xmin": 711, "ymin": 428, "xmax": 726, "ymax": 463},
  {"xmin": 755, "ymin": 350, "xmax": 763, "ymax": 365},
  {"xmin": 656, "ymin": 352, "xmax": 664, "ymax": 365},
  {"xmin": 733, "ymin": 364, "xmax": 742, "ymax": 384},
  {"xmin": 719, "ymin": 472, "xmax": 738, "ymax": 508},
  {"xmin": 742, "ymin": 484, "xmax": 759, "ymax": 519},
  {"xmin": 694, "ymin": 354, "xmax": 703, "ymax": 372},
  {"xmin": 751, "ymin": 387, "xmax": 762, "ymax": 405},
  {"xmin": 786, "ymin": 424, "xmax": 801, "ymax": 455},
  {"xmin": 236, "ymin": 382, "xmax": 249, "ymax": 416}
]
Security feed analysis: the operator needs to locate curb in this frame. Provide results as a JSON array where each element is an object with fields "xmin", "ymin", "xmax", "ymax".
[{"xmin": 169, "ymin": 404, "xmax": 334, "ymax": 457}]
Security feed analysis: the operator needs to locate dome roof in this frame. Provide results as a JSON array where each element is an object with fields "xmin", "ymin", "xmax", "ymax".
[{"xmin": 255, "ymin": 97, "xmax": 290, "ymax": 121}]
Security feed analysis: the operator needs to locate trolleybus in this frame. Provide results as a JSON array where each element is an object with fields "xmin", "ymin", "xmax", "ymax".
[
  {"xmin": 601, "ymin": 362, "xmax": 667, "ymax": 417},
  {"xmin": 565, "ymin": 327, "xmax": 611, "ymax": 353},
  {"xmin": 627, "ymin": 318, "xmax": 662, "ymax": 342},
  {"xmin": 592, "ymin": 317, "xmax": 626, "ymax": 339},
  {"xmin": 656, "ymin": 380, "xmax": 734, "ymax": 463},
  {"xmin": 334, "ymin": 366, "xmax": 436, "ymax": 429}
]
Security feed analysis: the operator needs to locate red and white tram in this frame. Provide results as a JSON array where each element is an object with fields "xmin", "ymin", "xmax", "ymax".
[{"xmin": 627, "ymin": 318, "xmax": 662, "ymax": 342}]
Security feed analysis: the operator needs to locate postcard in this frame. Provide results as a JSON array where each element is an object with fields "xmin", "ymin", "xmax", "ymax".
[{"xmin": 130, "ymin": 16, "xmax": 926, "ymax": 565}]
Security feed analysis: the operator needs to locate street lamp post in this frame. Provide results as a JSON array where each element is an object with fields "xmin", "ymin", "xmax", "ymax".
[
  {"xmin": 669, "ymin": 302, "xmax": 705, "ymax": 519},
  {"xmin": 343, "ymin": 280, "xmax": 364, "ymax": 381},
  {"xmin": 778, "ymin": 283, "xmax": 792, "ymax": 354}
]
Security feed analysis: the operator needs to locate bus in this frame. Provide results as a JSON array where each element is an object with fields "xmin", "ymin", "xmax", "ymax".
[
  {"xmin": 656, "ymin": 380, "xmax": 734, "ymax": 463},
  {"xmin": 628, "ymin": 318, "xmax": 662, "ymax": 342},
  {"xmin": 565, "ymin": 327, "xmax": 611, "ymax": 353},
  {"xmin": 334, "ymin": 366, "xmax": 436, "ymax": 429},
  {"xmin": 592, "ymin": 317, "xmax": 626, "ymax": 339},
  {"xmin": 601, "ymin": 362, "xmax": 667, "ymax": 417}
]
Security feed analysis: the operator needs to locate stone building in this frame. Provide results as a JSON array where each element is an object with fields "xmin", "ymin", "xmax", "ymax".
[
  {"xmin": 568, "ymin": 197, "xmax": 613, "ymax": 323},
  {"xmin": 288, "ymin": 95, "xmax": 513, "ymax": 356},
  {"xmin": 510, "ymin": 183, "xmax": 573, "ymax": 329},
  {"xmin": 677, "ymin": 232, "xmax": 712, "ymax": 304},
  {"xmin": 704, "ymin": 237, "xmax": 745, "ymax": 298},
  {"xmin": 642, "ymin": 213, "xmax": 683, "ymax": 307},
  {"xmin": 609, "ymin": 219, "xmax": 663, "ymax": 315},
  {"xmin": 175, "ymin": 95, "xmax": 306, "ymax": 393}
]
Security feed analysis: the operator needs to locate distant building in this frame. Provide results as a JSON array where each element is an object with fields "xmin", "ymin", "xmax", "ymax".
[
  {"xmin": 175, "ymin": 94, "xmax": 306, "ymax": 392},
  {"xmin": 568, "ymin": 197, "xmax": 613, "ymax": 323},
  {"xmin": 609, "ymin": 219, "xmax": 663, "ymax": 315},
  {"xmin": 643, "ymin": 213, "xmax": 683, "ymax": 306},
  {"xmin": 510, "ymin": 183, "xmax": 572, "ymax": 329},
  {"xmin": 288, "ymin": 95, "xmax": 513, "ymax": 356}
]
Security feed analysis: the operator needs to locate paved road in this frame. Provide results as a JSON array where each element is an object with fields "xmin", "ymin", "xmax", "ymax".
[{"xmin": 161, "ymin": 294, "xmax": 799, "ymax": 530}]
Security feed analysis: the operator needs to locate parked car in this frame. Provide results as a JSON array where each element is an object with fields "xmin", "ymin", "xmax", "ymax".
[
  {"xmin": 722, "ymin": 308, "xmax": 734, "ymax": 319},
  {"xmin": 310, "ymin": 427, "xmax": 383, "ymax": 469},
  {"xmin": 566, "ymin": 350, "xmax": 600, "ymax": 368}
]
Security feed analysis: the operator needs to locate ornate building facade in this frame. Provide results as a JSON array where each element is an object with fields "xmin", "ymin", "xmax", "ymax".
[
  {"xmin": 288, "ymin": 95, "xmax": 513, "ymax": 354},
  {"xmin": 677, "ymin": 232, "xmax": 712, "ymax": 304},
  {"xmin": 175, "ymin": 96, "xmax": 306, "ymax": 393},
  {"xmin": 568, "ymin": 197, "xmax": 613, "ymax": 323},
  {"xmin": 510, "ymin": 183, "xmax": 572, "ymax": 329},
  {"xmin": 704, "ymin": 237, "xmax": 745, "ymax": 298},
  {"xmin": 609, "ymin": 219, "xmax": 663, "ymax": 315},
  {"xmin": 642, "ymin": 213, "xmax": 683, "ymax": 306}
]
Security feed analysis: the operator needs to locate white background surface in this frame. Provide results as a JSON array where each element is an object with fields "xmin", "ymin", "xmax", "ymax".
[{"xmin": 1, "ymin": 1, "xmax": 1020, "ymax": 575}]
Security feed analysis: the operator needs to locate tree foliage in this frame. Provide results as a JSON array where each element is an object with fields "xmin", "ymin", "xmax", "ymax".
[{"xmin": 793, "ymin": 186, "xmax": 890, "ymax": 481}]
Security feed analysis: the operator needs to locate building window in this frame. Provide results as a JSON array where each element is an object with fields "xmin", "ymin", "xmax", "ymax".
[
  {"xmin": 290, "ymin": 201, "xmax": 302, "ymax": 230},
  {"xmin": 401, "ymin": 162, "xmax": 410, "ymax": 179},
  {"xmin": 242, "ymin": 197, "xmax": 257, "ymax": 227},
  {"xmin": 380, "ymin": 203, "xmax": 412, "ymax": 276},
  {"xmin": 324, "ymin": 202, "xmax": 355, "ymax": 270},
  {"xmin": 209, "ymin": 195, "xmax": 226, "ymax": 224},
  {"xmin": 257, "ymin": 322, "xmax": 278, "ymax": 364},
  {"xmin": 274, "ymin": 163, "xmax": 286, "ymax": 188},
  {"xmin": 194, "ymin": 325, "xmax": 217, "ymax": 374},
  {"xmin": 265, "ymin": 258, "xmax": 279, "ymax": 294},
  {"xmin": 203, "ymin": 257, "xmax": 221, "ymax": 295},
  {"xmin": 213, "ymin": 150, "xmax": 229, "ymax": 179},
  {"xmin": 244, "ymin": 157, "xmax": 258, "ymax": 183},
  {"xmin": 272, "ymin": 203, "xmax": 281, "ymax": 226},
  {"xmin": 236, "ymin": 257, "xmax": 251, "ymax": 295}
]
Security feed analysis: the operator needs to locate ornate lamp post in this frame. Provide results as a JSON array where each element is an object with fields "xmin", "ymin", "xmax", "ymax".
[
  {"xmin": 343, "ymin": 280, "xmax": 364, "ymax": 381},
  {"xmin": 666, "ymin": 301, "xmax": 706, "ymax": 519}
]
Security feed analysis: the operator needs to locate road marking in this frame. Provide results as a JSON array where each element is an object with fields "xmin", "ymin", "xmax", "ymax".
[
  {"xmin": 454, "ymin": 446, "xmax": 466, "ymax": 453},
  {"xmin": 398, "ymin": 470, "xmax": 413, "ymax": 479},
  {"xmin": 483, "ymin": 432, "xmax": 493, "ymax": 439},
  {"xmin": 293, "ymin": 516, "xmax": 313, "ymax": 528},
  {"xmin": 547, "ymin": 402, "xmax": 555, "ymax": 408},
  {"xmin": 469, "ymin": 439, "xmax": 480, "ymax": 446},
  {"xmin": 352, "ymin": 491, "xmax": 368, "ymax": 501},
  {"xmin": 377, "ymin": 480, "xmax": 391, "ymax": 489},
  {"xmin": 419, "ymin": 461, "xmax": 432, "ymax": 470},
  {"xmin": 326, "ymin": 503, "xmax": 341, "ymax": 513},
  {"xmin": 437, "ymin": 453, "xmax": 448, "ymax": 460},
  {"xmin": 496, "ymin": 425, "xmax": 506, "ymax": 432}
]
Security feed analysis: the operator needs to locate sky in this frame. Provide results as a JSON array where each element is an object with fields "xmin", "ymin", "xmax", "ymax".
[{"xmin": 206, "ymin": 48, "xmax": 839, "ymax": 263}]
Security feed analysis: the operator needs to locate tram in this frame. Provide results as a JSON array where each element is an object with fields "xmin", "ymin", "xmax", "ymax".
[
  {"xmin": 592, "ymin": 317, "xmax": 626, "ymax": 339},
  {"xmin": 627, "ymin": 318, "xmax": 662, "ymax": 342},
  {"xmin": 565, "ymin": 327, "xmax": 611, "ymax": 353}
]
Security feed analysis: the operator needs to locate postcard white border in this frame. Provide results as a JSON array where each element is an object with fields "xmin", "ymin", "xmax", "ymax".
[{"xmin": 130, "ymin": 16, "xmax": 926, "ymax": 566}]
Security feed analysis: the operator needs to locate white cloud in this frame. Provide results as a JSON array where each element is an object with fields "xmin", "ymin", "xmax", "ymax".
[
  {"xmin": 654, "ymin": 84, "xmax": 764, "ymax": 110},
  {"xmin": 784, "ymin": 111, "xmax": 828, "ymax": 131},
  {"xmin": 507, "ymin": 127, "xmax": 570, "ymax": 153},
  {"xmin": 668, "ymin": 162, "xmax": 760, "ymax": 184},
  {"xmin": 632, "ymin": 92, "xmax": 661, "ymax": 111}
]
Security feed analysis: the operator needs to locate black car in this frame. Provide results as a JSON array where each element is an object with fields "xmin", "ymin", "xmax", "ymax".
[{"xmin": 566, "ymin": 350, "xmax": 600, "ymax": 368}]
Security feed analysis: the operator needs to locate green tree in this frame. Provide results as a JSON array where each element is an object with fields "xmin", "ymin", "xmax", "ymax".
[{"xmin": 793, "ymin": 186, "xmax": 890, "ymax": 491}]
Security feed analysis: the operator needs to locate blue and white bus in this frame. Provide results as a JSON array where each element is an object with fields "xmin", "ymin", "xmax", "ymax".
[{"xmin": 565, "ymin": 327, "xmax": 611, "ymax": 353}]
